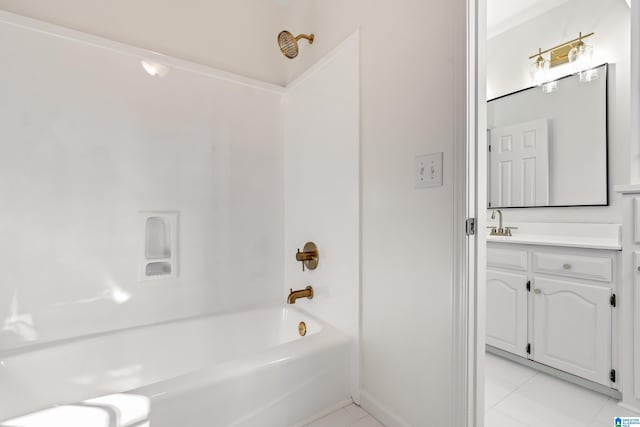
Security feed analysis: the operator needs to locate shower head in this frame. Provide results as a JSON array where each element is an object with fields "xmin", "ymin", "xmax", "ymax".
[{"xmin": 278, "ymin": 31, "xmax": 315, "ymax": 59}]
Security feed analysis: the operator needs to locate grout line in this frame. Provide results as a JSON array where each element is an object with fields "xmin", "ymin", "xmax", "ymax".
[
  {"xmin": 590, "ymin": 397, "xmax": 616, "ymax": 426},
  {"xmin": 346, "ymin": 403, "xmax": 370, "ymax": 420},
  {"xmin": 487, "ymin": 369, "xmax": 540, "ymax": 410}
]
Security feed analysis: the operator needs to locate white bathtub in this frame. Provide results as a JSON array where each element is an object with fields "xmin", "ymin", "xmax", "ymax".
[{"xmin": 0, "ymin": 306, "xmax": 352, "ymax": 427}]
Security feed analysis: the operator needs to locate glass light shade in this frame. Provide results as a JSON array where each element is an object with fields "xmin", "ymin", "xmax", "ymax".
[
  {"xmin": 530, "ymin": 55, "xmax": 550, "ymax": 87},
  {"xmin": 542, "ymin": 80, "xmax": 558, "ymax": 93},
  {"xmin": 578, "ymin": 67, "xmax": 599, "ymax": 82},
  {"xmin": 568, "ymin": 43, "xmax": 594, "ymax": 73}
]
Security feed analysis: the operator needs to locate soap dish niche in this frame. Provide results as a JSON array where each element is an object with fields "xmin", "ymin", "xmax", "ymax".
[{"xmin": 139, "ymin": 211, "xmax": 178, "ymax": 281}]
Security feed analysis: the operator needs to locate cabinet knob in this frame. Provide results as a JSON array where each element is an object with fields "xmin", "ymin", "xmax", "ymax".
[{"xmin": 563, "ymin": 263, "xmax": 571, "ymax": 270}]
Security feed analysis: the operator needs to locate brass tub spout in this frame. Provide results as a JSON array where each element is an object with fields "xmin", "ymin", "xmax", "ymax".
[{"xmin": 288, "ymin": 286, "xmax": 314, "ymax": 304}]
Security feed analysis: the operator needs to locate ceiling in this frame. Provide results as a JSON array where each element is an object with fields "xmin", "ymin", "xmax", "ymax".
[{"xmin": 487, "ymin": 0, "xmax": 571, "ymax": 39}]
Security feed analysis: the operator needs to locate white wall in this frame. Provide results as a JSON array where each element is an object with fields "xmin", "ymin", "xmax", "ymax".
[
  {"xmin": 284, "ymin": 2, "xmax": 467, "ymax": 425},
  {"xmin": 486, "ymin": 0, "xmax": 630, "ymax": 223},
  {"xmin": 0, "ymin": 14, "xmax": 284, "ymax": 351},
  {"xmin": 631, "ymin": 1, "xmax": 640, "ymax": 183},
  {"xmin": 283, "ymin": 33, "xmax": 360, "ymax": 399}
]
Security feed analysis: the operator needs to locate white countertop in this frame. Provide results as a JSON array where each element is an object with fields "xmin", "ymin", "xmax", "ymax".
[
  {"xmin": 485, "ymin": 222, "xmax": 622, "ymax": 251},
  {"xmin": 615, "ymin": 183, "xmax": 640, "ymax": 194}
]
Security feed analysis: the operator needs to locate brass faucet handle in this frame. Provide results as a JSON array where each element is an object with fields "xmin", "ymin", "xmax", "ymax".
[
  {"xmin": 295, "ymin": 242, "xmax": 319, "ymax": 272},
  {"xmin": 297, "ymin": 249, "xmax": 306, "ymax": 272},
  {"xmin": 504, "ymin": 226, "xmax": 518, "ymax": 237}
]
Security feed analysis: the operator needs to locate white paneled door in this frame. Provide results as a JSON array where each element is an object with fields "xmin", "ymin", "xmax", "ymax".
[
  {"xmin": 486, "ymin": 270, "xmax": 529, "ymax": 357},
  {"xmin": 489, "ymin": 119, "xmax": 550, "ymax": 207},
  {"xmin": 532, "ymin": 277, "xmax": 612, "ymax": 386}
]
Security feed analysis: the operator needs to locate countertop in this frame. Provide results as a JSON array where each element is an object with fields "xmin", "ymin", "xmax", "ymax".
[{"xmin": 485, "ymin": 222, "xmax": 622, "ymax": 251}]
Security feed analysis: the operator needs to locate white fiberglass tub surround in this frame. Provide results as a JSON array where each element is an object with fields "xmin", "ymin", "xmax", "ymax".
[{"xmin": 0, "ymin": 306, "xmax": 352, "ymax": 427}]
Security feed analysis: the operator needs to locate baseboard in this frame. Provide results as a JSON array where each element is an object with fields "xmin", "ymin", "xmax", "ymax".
[
  {"xmin": 619, "ymin": 400, "xmax": 640, "ymax": 414},
  {"xmin": 289, "ymin": 399, "xmax": 353, "ymax": 427},
  {"xmin": 487, "ymin": 345, "xmax": 622, "ymax": 399},
  {"xmin": 359, "ymin": 390, "xmax": 411, "ymax": 427}
]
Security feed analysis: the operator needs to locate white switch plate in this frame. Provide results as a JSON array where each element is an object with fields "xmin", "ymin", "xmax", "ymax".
[{"xmin": 415, "ymin": 152, "xmax": 443, "ymax": 188}]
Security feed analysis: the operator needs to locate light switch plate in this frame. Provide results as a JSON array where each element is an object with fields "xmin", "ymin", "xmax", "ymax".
[{"xmin": 415, "ymin": 152, "xmax": 443, "ymax": 188}]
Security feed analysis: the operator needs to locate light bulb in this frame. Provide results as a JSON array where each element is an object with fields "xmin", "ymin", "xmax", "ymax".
[{"xmin": 141, "ymin": 60, "xmax": 170, "ymax": 77}]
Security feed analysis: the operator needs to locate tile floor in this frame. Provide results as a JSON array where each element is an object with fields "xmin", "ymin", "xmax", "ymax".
[
  {"xmin": 305, "ymin": 353, "xmax": 640, "ymax": 427},
  {"xmin": 485, "ymin": 352, "xmax": 640, "ymax": 427},
  {"xmin": 303, "ymin": 403, "xmax": 383, "ymax": 427}
]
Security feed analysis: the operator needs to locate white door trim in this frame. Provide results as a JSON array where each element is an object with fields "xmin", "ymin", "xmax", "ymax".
[{"xmin": 451, "ymin": 0, "xmax": 486, "ymax": 426}]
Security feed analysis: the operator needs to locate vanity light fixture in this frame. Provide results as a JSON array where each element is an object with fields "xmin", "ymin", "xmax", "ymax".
[
  {"xmin": 141, "ymin": 60, "xmax": 170, "ymax": 77},
  {"xmin": 529, "ymin": 32, "xmax": 596, "ymax": 89}
]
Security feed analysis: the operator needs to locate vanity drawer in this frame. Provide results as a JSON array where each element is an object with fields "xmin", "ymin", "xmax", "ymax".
[
  {"xmin": 487, "ymin": 247, "xmax": 528, "ymax": 271},
  {"xmin": 532, "ymin": 252, "xmax": 612, "ymax": 282}
]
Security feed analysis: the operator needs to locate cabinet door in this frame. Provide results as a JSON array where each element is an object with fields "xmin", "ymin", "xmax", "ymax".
[
  {"xmin": 532, "ymin": 277, "xmax": 612, "ymax": 386},
  {"xmin": 486, "ymin": 269, "xmax": 529, "ymax": 357}
]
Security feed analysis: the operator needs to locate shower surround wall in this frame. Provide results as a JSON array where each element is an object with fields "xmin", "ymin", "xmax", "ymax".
[
  {"xmin": 283, "ymin": 33, "xmax": 360, "ymax": 399},
  {"xmin": 0, "ymin": 13, "xmax": 285, "ymax": 350}
]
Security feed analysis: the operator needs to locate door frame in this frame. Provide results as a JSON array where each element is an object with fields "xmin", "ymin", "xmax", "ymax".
[{"xmin": 452, "ymin": 0, "xmax": 487, "ymax": 426}]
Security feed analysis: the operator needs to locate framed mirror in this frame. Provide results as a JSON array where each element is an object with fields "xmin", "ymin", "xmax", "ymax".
[{"xmin": 487, "ymin": 63, "xmax": 608, "ymax": 208}]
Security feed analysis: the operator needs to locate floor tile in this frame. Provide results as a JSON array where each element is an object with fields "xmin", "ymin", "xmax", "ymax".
[
  {"xmin": 304, "ymin": 408, "xmax": 358, "ymax": 427},
  {"xmin": 485, "ymin": 376, "xmax": 519, "ymax": 409},
  {"xmin": 344, "ymin": 404, "xmax": 369, "ymax": 420},
  {"xmin": 485, "ymin": 408, "xmax": 530, "ymax": 427},
  {"xmin": 350, "ymin": 416, "xmax": 385, "ymax": 427},
  {"xmin": 494, "ymin": 372, "xmax": 608, "ymax": 427},
  {"xmin": 593, "ymin": 398, "xmax": 640, "ymax": 425},
  {"xmin": 485, "ymin": 353, "xmax": 538, "ymax": 387}
]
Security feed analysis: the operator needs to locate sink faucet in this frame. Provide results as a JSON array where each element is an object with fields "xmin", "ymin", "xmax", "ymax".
[
  {"xmin": 287, "ymin": 286, "xmax": 314, "ymax": 304},
  {"xmin": 488, "ymin": 209, "xmax": 517, "ymax": 237},
  {"xmin": 491, "ymin": 209, "xmax": 503, "ymax": 231}
]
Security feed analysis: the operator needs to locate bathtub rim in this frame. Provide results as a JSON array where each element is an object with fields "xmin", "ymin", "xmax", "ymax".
[{"xmin": 0, "ymin": 304, "xmax": 330, "ymax": 358}]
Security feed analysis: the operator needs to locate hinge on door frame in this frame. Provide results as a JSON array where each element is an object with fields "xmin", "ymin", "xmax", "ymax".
[
  {"xmin": 610, "ymin": 369, "xmax": 616, "ymax": 382},
  {"xmin": 489, "ymin": 144, "xmax": 492, "ymax": 152},
  {"xmin": 526, "ymin": 343, "xmax": 531, "ymax": 355},
  {"xmin": 466, "ymin": 218, "xmax": 476, "ymax": 236},
  {"xmin": 610, "ymin": 294, "xmax": 616, "ymax": 307},
  {"xmin": 526, "ymin": 280, "xmax": 531, "ymax": 292}
]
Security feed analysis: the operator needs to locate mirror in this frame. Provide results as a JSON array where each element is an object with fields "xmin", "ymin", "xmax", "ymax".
[{"xmin": 487, "ymin": 64, "xmax": 608, "ymax": 208}]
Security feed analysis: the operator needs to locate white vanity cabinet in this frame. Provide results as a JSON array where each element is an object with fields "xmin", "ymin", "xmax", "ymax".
[
  {"xmin": 486, "ymin": 247, "xmax": 528, "ymax": 357},
  {"xmin": 487, "ymin": 242, "xmax": 618, "ymax": 388}
]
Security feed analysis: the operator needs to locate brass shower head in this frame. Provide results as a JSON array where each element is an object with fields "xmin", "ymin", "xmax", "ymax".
[{"xmin": 278, "ymin": 30, "xmax": 315, "ymax": 59}]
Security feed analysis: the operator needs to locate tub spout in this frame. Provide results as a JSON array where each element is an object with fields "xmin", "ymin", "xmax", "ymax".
[{"xmin": 287, "ymin": 286, "xmax": 314, "ymax": 304}]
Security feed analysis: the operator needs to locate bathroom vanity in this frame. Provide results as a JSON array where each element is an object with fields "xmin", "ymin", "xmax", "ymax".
[{"xmin": 486, "ymin": 223, "xmax": 622, "ymax": 393}]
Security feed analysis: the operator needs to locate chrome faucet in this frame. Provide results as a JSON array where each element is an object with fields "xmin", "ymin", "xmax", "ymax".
[
  {"xmin": 488, "ymin": 209, "xmax": 517, "ymax": 237},
  {"xmin": 492, "ymin": 209, "xmax": 503, "ymax": 230}
]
